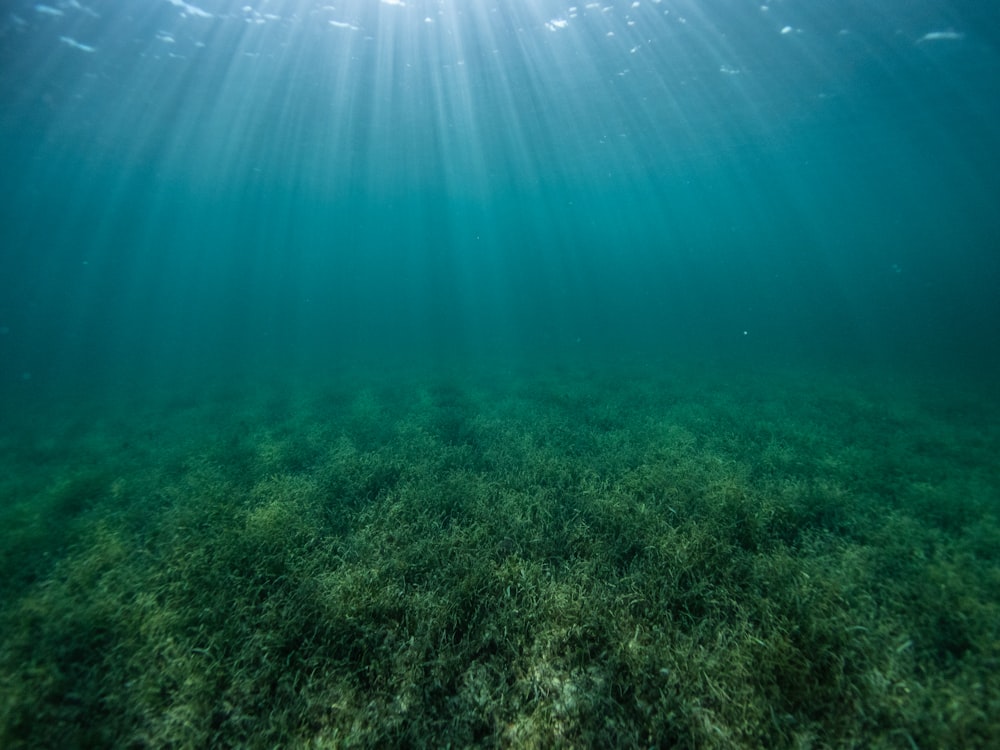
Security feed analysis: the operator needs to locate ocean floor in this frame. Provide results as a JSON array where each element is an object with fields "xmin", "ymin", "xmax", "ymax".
[{"xmin": 1, "ymin": 360, "xmax": 998, "ymax": 748}]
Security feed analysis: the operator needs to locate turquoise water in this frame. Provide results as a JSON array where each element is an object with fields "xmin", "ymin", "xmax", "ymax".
[
  {"xmin": 1, "ymin": 2, "xmax": 1000, "ymax": 747},
  {"xmin": 2, "ymin": 0, "xmax": 998, "ymax": 392}
]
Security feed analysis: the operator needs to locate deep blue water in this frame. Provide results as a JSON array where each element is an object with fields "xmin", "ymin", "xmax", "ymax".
[{"xmin": 1, "ymin": 0, "xmax": 998, "ymax": 397}]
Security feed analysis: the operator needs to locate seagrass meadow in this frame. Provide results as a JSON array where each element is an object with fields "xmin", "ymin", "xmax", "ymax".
[{"xmin": 1, "ymin": 359, "xmax": 997, "ymax": 748}]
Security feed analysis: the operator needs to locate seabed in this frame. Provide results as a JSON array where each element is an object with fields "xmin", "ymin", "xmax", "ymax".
[{"xmin": 1, "ymin": 361, "xmax": 997, "ymax": 748}]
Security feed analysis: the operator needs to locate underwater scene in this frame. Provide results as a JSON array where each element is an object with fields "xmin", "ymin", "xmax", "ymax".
[{"xmin": 1, "ymin": 0, "xmax": 998, "ymax": 747}]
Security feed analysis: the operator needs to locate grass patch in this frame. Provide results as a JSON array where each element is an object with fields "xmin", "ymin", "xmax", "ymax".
[{"xmin": 1, "ymin": 362, "xmax": 998, "ymax": 748}]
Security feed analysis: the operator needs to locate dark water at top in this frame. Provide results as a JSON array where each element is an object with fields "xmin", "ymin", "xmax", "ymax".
[{"xmin": 1, "ymin": 0, "xmax": 998, "ymax": 397}]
